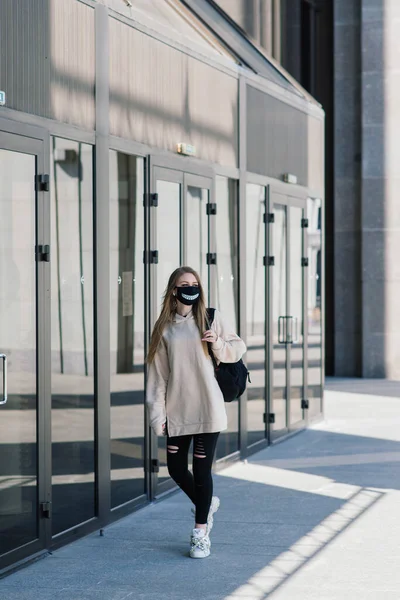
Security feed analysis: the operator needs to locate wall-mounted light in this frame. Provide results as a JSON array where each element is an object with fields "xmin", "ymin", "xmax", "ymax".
[
  {"xmin": 177, "ymin": 143, "xmax": 196, "ymax": 157},
  {"xmin": 282, "ymin": 173, "xmax": 298, "ymax": 185}
]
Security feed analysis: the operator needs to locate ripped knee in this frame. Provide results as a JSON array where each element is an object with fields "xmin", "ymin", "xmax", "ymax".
[
  {"xmin": 194, "ymin": 438, "xmax": 206, "ymax": 459},
  {"xmin": 167, "ymin": 445, "xmax": 179, "ymax": 454}
]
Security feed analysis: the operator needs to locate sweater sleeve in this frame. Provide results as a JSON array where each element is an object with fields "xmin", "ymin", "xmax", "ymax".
[
  {"xmin": 210, "ymin": 309, "xmax": 246, "ymax": 364},
  {"xmin": 146, "ymin": 338, "xmax": 169, "ymax": 436}
]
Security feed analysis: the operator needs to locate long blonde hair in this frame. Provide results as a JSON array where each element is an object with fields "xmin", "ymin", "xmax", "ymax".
[{"xmin": 147, "ymin": 266, "xmax": 209, "ymax": 364}]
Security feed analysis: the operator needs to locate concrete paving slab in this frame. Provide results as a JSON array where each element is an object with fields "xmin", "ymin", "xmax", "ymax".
[{"xmin": 3, "ymin": 380, "xmax": 400, "ymax": 600}]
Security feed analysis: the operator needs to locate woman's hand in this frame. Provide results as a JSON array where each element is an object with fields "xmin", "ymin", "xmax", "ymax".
[
  {"xmin": 202, "ymin": 330, "xmax": 218, "ymax": 343},
  {"xmin": 162, "ymin": 422, "xmax": 167, "ymax": 436}
]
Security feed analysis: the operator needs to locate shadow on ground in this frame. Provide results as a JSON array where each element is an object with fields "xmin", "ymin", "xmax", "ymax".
[
  {"xmin": 325, "ymin": 377, "xmax": 400, "ymax": 398},
  {"xmin": 2, "ymin": 420, "xmax": 397, "ymax": 600}
]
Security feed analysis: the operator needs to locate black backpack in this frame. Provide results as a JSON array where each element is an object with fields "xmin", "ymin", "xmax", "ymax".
[{"xmin": 206, "ymin": 308, "xmax": 250, "ymax": 403}]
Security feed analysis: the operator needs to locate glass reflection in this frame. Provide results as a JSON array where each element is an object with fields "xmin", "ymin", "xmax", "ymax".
[
  {"xmin": 307, "ymin": 198, "xmax": 322, "ymax": 417},
  {"xmin": 246, "ymin": 184, "xmax": 266, "ymax": 447},
  {"xmin": 186, "ymin": 185, "xmax": 209, "ymax": 302},
  {"xmin": 0, "ymin": 150, "xmax": 38, "ymax": 555},
  {"xmin": 156, "ymin": 179, "xmax": 181, "ymax": 486},
  {"xmin": 289, "ymin": 207, "xmax": 304, "ymax": 425},
  {"xmin": 110, "ymin": 151, "xmax": 145, "ymax": 507},
  {"xmin": 215, "ymin": 177, "xmax": 239, "ymax": 459},
  {"xmin": 51, "ymin": 138, "xmax": 95, "ymax": 535},
  {"xmin": 272, "ymin": 204, "xmax": 287, "ymax": 433}
]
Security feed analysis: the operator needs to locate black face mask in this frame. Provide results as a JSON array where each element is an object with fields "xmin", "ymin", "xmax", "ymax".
[{"xmin": 176, "ymin": 286, "xmax": 200, "ymax": 306}]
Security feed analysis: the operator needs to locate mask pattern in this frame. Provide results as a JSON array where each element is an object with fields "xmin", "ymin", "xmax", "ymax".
[{"xmin": 176, "ymin": 286, "xmax": 200, "ymax": 306}]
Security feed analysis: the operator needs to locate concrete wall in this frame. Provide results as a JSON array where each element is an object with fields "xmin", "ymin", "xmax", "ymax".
[
  {"xmin": 0, "ymin": 0, "xmax": 95, "ymax": 130},
  {"xmin": 109, "ymin": 17, "xmax": 239, "ymax": 168},
  {"xmin": 247, "ymin": 86, "xmax": 309, "ymax": 186},
  {"xmin": 333, "ymin": 0, "xmax": 362, "ymax": 376},
  {"xmin": 334, "ymin": 0, "xmax": 400, "ymax": 378},
  {"xmin": 361, "ymin": 0, "xmax": 400, "ymax": 378}
]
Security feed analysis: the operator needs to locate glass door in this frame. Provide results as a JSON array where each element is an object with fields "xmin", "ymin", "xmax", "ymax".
[
  {"xmin": 270, "ymin": 200, "xmax": 288, "ymax": 437},
  {"xmin": 50, "ymin": 138, "xmax": 96, "ymax": 537},
  {"xmin": 246, "ymin": 183, "xmax": 267, "ymax": 447},
  {"xmin": 149, "ymin": 167, "xmax": 183, "ymax": 494},
  {"xmin": 288, "ymin": 204, "xmax": 306, "ymax": 430},
  {"xmin": 148, "ymin": 165, "xmax": 214, "ymax": 496},
  {"xmin": 0, "ymin": 132, "xmax": 48, "ymax": 568},
  {"xmin": 307, "ymin": 197, "xmax": 323, "ymax": 419},
  {"xmin": 109, "ymin": 151, "xmax": 146, "ymax": 510},
  {"xmin": 269, "ymin": 192, "xmax": 307, "ymax": 441},
  {"xmin": 183, "ymin": 174, "xmax": 213, "ymax": 305}
]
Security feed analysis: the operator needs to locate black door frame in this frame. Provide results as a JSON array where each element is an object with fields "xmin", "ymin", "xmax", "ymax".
[
  {"xmin": 147, "ymin": 156, "xmax": 215, "ymax": 499},
  {"xmin": 0, "ymin": 120, "xmax": 51, "ymax": 571},
  {"xmin": 268, "ymin": 190, "xmax": 308, "ymax": 443}
]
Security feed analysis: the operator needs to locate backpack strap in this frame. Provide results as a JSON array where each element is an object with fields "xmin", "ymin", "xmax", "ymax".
[
  {"xmin": 206, "ymin": 308, "xmax": 218, "ymax": 369},
  {"xmin": 206, "ymin": 307, "xmax": 216, "ymax": 328}
]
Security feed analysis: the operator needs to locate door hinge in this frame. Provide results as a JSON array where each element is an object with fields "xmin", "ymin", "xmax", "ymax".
[
  {"xmin": 263, "ymin": 256, "xmax": 275, "ymax": 266},
  {"xmin": 143, "ymin": 250, "xmax": 159, "ymax": 264},
  {"xmin": 36, "ymin": 174, "xmax": 50, "ymax": 192},
  {"xmin": 263, "ymin": 213, "xmax": 274, "ymax": 224},
  {"xmin": 35, "ymin": 244, "xmax": 50, "ymax": 262},
  {"xmin": 301, "ymin": 257, "xmax": 309, "ymax": 267},
  {"xmin": 264, "ymin": 413, "xmax": 275, "ymax": 424},
  {"xmin": 301, "ymin": 218, "xmax": 309, "ymax": 228},
  {"xmin": 206, "ymin": 203, "xmax": 217, "ymax": 215},
  {"xmin": 301, "ymin": 399, "xmax": 309, "ymax": 410},
  {"xmin": 143, "ymin": 193, "xmax": 158, "ymax": 207},
  {"xmin": 40, "ymin": 501, "xmax": 52, "ymax": 519},
  {"xmin": 206, "ymin": 253, "xmax": 217, "ymax": 265},
  {"xmin": 151, "ymin": 459, "xmax": 160, "ymax": 473}
]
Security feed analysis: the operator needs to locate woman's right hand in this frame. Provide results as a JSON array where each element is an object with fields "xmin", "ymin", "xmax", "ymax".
[{"xmin": 162, "ymin": 422, "xmax": 167, "ymax": 436}]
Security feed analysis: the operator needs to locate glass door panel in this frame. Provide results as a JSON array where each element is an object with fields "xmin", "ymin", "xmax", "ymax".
[
  {"xmin": 246, "ymin": 184, "xmax": 266, "ymax": 446},
  {"xmin": 289, "ymin": 206, "xmax": 305, "ymax": 427},
  {"xmin": 185, "ymin": 184, "xmax": 209, "ymax": 302},
  {"xmin": 0, "ymin": 144, "xmax": 41, "ymax": 559},
  {"xmin": 271, "ymin": 203, "xmax": 288, "ymax": 435},
  {"xmin": 156, "ymin": 179, "xmax": 181, "ymax": 316},
  {"xmin": 50, "ymin": 138, "xmax": 95, "ymax": 536},
  {"xmin": 109, "ymin": 151, "xmax": 145, "ymax": 508},
  {"xmin": 153, "ymin": 171, "xmax": 182, "ymax": 490},
  {"xmin": 307, "ymin": 198, "xmax": 322, "ymax": 418},
  {"xmin": 215, "ymin": 177, "xmax": 239, "ymax": 459},
  {"xmin": 215, "ymin": 177, "xmax": 238, "ymax": 331}
]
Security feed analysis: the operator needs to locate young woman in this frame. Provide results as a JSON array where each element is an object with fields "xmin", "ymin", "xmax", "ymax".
[{"xmin": 146, "ymin": 266, "xmax": 246, "ymax": 559}]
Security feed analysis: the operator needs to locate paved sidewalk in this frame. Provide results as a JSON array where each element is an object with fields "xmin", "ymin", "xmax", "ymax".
[{"xmin": 3, "ymin": 378, "xmax": 400, "ymax": 600}]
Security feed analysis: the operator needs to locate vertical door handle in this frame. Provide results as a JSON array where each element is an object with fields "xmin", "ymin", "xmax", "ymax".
[
  {"xmin": 278, "ymin": 317, "xmax": 286, "ymax": 344},
  {"xmin": 286, "ymin": 316, "xmax": 293, "ymax": 344},
  {"xmin": 0, "ymin": 354, "xmax": 7, "ymax": 405},
  {"xmin": 286, "ymin": 317, "xmax": 299, "ymax": 344},
  {"xmin": 292, "ymin": 317, "xmax": 299, "ymax": 343}
]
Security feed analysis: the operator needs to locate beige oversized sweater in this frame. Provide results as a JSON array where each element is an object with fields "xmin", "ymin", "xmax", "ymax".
[{"xmin": 146, "ymin": 309, "xmax": 246, "ymax": 437}]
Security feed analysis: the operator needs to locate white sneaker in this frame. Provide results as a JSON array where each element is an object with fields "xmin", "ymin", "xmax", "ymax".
[
  {"xmin": 191, "ymin": 496, "xmax": 220, "ymax": 535},
  {"xmin": 190, "ymin": 528, "xmax": 211, "ymax": 559},
  {"xmin": 206, "ymin": 496, "xmax": 220, "ymax": 535}
]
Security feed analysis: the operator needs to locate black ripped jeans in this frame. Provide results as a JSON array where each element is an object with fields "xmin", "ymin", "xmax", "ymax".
[{"xmin": 166, "ymin": 432, "xmax": 220, "ymax": 524}]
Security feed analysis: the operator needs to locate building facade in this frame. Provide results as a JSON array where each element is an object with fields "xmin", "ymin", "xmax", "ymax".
[
  {"xmin": 0, "ymin": 0, "xmax": 324, "ymax": 572},
  {"xmin": 227, "ymin": 0, "xmax": 400, "ymax": 379}
]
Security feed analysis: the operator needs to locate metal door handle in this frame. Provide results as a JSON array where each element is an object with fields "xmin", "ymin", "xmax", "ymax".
[
  {"xmin": 286, "ymin": 317, "xmax": 299, "ymax": 344},
  {"xmin": 0, "ymin": 354, "xmax": 7, "ymax": 405},
  {"xmin": 292, "ymin": 317, "xmax": 299, "ymax": 343},
  {"xmin": 278, "ymin": 316, "xmax": 286, "ymax": 344},
  {"xmin": 286, "ymin": 317, "xmax": 293, "ymax": 344}
]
